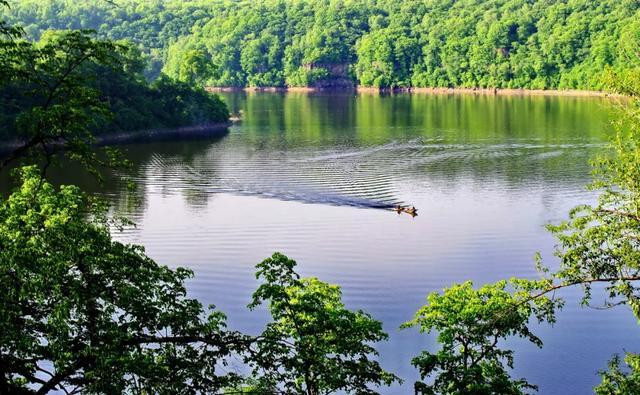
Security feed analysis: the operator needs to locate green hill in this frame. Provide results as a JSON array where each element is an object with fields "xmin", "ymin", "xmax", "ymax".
[{"xmin": 4, "ymin": 0, "xmax": 639, "ymax": 89}]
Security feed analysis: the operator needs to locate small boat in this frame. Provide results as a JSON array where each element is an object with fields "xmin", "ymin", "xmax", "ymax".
[{"xmin": 392, "ymin": 205, "xmax": 418, "ymax": 217}]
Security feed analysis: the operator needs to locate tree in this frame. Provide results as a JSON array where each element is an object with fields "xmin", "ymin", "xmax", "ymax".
[
  {"xmin": 0, "ymin": 8, "xmax": 239, "ymax": 393},
  {"xmin": 595, "ymin": 353, "xmax": 640, "ymax": 395},
  {"xmin": 405, "ymin": 54, "xmax": 640, "ymax": 393},
  {"xmin": 355, "ymin": 27, "xmax": 420, "ymax": 88},
  {"xmin": 240, "ymin": 33, "xmax": 284, "ymax": 87},
  {"xmin": 0, "ymin": 166, "xmax": 246, "ymax": 393},
  {"xmin": 0, "ymin": 29, "xmax": 120, "ymax": 173},
  {"xmin": 248, "ymin": 253, "xmax": 399, "ymax": 395},
  {"xmin": 403, "ymin": 62, "xmax": 640, "ymax": 393},
  {"xmin": 177, "ymin": 48, "xmax": 218, "ymax": 87},
  {"xmin": 0, "ymin": 28, "xmax": 229, "ymax": 176},
  {"xmin": 0, "ymin": 0, "xmax": 22, "ymax": 39},
  {"xmin": 403, "ymin": 281, "xmax": 560, "ymax": 395},
  {"xmin": 540, "ymin": 64, "xmax": 640, "ymax": 393}
]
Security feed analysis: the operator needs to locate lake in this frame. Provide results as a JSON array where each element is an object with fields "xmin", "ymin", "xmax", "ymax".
[{"xmin": 27, "ymin": 92, "xmax": 640, "ymax": 393}]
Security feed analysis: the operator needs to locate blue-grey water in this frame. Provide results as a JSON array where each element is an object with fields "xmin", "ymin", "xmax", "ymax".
[{"xmin": 37, "ymin": 93, "xmax": 640, "ymax": 393}]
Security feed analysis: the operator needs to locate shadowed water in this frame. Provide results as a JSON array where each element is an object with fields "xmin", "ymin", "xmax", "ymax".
[{"xmin": 12, "ymin": 92, "xmax": 640, "ymax": 394}]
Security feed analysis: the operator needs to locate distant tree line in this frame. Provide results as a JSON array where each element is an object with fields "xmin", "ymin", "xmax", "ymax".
[{"xmin": 2, "ymin": 0, "xmax": 639, "ymax": 89}]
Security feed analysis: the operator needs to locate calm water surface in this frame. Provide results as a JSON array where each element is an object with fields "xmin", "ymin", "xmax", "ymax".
[{"xmin": 32, "ymin": 93, "xmax": 640, "ymax": 393}]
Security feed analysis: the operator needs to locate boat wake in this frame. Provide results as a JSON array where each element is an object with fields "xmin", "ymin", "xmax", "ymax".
[
  {"xmin": 138, "ymin": 137, "xmax": 586, "ymax": 210},
  {"xmin": 141, "ymin": 153, "xmax": 405, "ymax": 210}
]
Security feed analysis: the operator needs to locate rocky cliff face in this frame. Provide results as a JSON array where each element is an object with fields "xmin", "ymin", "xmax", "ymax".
[{"xmin": 304, "ymin": 63, "xmax": 355, "ymax": 89}]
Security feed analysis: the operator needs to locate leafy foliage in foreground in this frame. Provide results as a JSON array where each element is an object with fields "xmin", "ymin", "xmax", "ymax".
[
  {"xmin": 542, "ymin": 68, "xmax": 640, "ymax": 319},
  {"xmin": 404, "ymin": 54, "xmax": 640, "ymax": 394},
  {"xmin": 595, "ymin": 353, "xmax": 640, "ymax": 395},
  {"xmin": 404, "ymin": 281, "xmax": 560, "ymax": 395},
  {"xmin": 546, "ymin": 65, "xmax": 640, "ymax": 393},
  {"xmin": 0, "ymin": 166, "xmax": 245, "ymax": 393},
  {"xmin": 3, "ymin": 2, "xmax": 640, "ymax": 392},
  {"xmin": 248, "ymin": 252, "xmax": 399, "ymax": 395},
  {"xmin": 0, "ymin": 28, "xmax": 118, "ymax": 171}
]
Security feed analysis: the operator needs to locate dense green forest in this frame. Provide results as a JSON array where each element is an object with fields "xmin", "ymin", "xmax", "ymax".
[
  {"xmin": 3, "ymin": 0, "xmax": 639, "ymax": 90},
  {"xmin": 0, "ymin": 0, "xmax": 215, "ymax": 78},
  {"xmin": 0, "ymin": 29, "xmax": 228, "ymax": 142}
]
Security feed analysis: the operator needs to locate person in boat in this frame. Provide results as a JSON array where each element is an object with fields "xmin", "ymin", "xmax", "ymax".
[
  {"xmin": 394, "ymin": 205, "xmax": 404, "ymax": 214},
  {"xmin": 405, "ymin": 206, "xmax": 418, "ymax": 215}
]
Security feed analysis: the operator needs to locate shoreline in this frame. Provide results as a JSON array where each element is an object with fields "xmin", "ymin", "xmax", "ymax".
[
  {"xmin": 94, "ymin": 122, "xmax": 232, "ymax": 146},
  {"xmin": 0, "ymin": 122, "xmax": 232, "ymax": 154},
  {"xmin": 207, "ymin": 86, "xmax": 621, "ymax": 98}
]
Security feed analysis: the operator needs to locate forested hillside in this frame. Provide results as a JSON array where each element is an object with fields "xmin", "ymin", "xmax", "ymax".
[
  {"xmin": 1, "ymin": 0, "xmax": 214, "ymax": 78},
  {"xmin": 3, "ymin": 0, "xmax": 639, "ymax": 90}
]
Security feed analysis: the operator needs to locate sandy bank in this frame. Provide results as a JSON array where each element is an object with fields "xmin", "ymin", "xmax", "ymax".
[{"xmin": 207, "ymin": 86, "xmax": 621, "ymax": 98}]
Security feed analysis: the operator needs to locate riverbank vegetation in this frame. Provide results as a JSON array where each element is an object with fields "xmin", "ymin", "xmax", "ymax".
[
  {"xmin": 3, "ymin": 0, "xmax": 639, "ymax": 90},
  {"xmin": 0, "ymin": 10, "xmax": 228, "ymax": 147}
]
